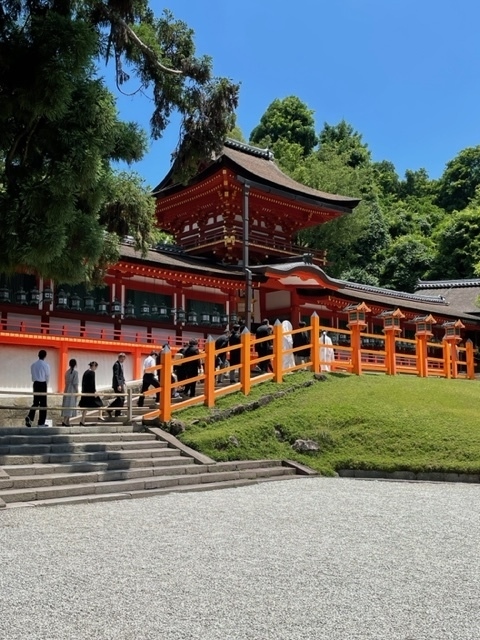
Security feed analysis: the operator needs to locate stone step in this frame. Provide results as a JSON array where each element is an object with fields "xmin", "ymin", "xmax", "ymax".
[
  {"xmin": 0, "ymin": 440, "xmax": 168, "ymax": 456},
  {"xmin": 2, "ymin": 455, "xmax": 195, "ymax": 476},
  {"xmin": 4, "ymin": 461, "xmax": 207, "ymax": 489},
  {"xmin": 0, "ymin": 433, "xmax": 156, "ymax": 445},
  {"xmin": 0, "ymin": 465, "xmax": 296, "ymax": 504},
  {"xmin": 0, "ymin": 425, "xmax": 141, "ymax": 435},
  {"xmin": 5, "ymin": 475, "xmax": 299, "ymax": 508},
  {"xmin": 0, "ymin": 446, "xmax": 181, "ymax": 465}
]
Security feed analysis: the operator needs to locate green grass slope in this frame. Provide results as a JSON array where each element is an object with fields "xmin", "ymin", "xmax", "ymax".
[{"xmin": 176, "ymin": 372, "xmax": 480, "ymax": 476}]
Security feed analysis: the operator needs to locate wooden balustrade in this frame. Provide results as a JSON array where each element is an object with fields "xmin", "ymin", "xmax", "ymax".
[{"xmin": 0, "ymin": 313, "xmax": 476, "ymax": 423}]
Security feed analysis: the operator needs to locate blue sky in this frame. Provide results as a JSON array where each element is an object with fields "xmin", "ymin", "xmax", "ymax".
[{"xmin": 106, "ymin": 0, "xmax": 480, "ymax": 189}]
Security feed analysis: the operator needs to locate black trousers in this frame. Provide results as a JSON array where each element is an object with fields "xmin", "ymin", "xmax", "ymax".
[
  {"xmin": 137, "ymin": 374, "xmax": 160, "ymax": 407},
  {"xmin": 108, "ymin": 389, "xmax": 125, "ymax": 416},
  {"xmin": 28, "ymin": 380, "xmax": 47, "ymax": 426}
]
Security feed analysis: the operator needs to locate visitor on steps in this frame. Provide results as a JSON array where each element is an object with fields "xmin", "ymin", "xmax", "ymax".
[
  {"xmin": 137, "ymin": 350, "xmax": 160, "ymax": 407},
  {"xmin": 25, "ymin": 349, "xmax": 50, "ymax": 428},
  {"xmin": 78, "ymin": 362, "xmax": 104, "ymax": 425},
  {"xmin": 107, "ymin": 352, "xmax": 126, "ymax": 418},
  {"xmin": 61, "ymin": 358, "xmax": 79, "ymax": 426}
]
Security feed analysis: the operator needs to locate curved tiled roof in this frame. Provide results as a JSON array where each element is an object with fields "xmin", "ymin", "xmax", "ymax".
[{"xmin": 153, "ymin": 139, "xmax": 360, "ymax": 212}]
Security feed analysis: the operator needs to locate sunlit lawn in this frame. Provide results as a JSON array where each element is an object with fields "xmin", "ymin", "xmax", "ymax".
[{"xmin": 176, "ymin": 372, "xmax": 480, "ymax": 476}]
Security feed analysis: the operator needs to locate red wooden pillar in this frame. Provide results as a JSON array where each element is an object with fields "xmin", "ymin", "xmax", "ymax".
[
  {"xmin": 240, "ymin": 328, "xmax": 252, "ymax": 396},
  {"xmin": 413, "ymin": 315, "xmax": 436, "ymax": 378},
  {"xmin": 442, "ymin": 320, "xmax": 465, "ymax": 379},
  {"xmin": 203, "ymin": 337, "xmax": 216, "ymax": 408},
  {"xmin": 378, "ymin": 309, "xmax": 404, "ymax": 375},
  {"xmin": 159, "ymin": 346, "xmax": 173, "ymax": 422},
  {"xmin": 344, "ymin": 302, "xmax": 371, "ymax": 376}
]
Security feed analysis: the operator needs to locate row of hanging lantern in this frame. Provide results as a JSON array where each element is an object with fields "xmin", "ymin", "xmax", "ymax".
[{"xmin": 0, "ymin": 285, "xmax": 237, "ymax": 326}]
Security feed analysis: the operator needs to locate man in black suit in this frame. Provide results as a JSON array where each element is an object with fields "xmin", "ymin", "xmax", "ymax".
[
  {"xmin": 255, "ymin": 319, "xmax": 273, "ymax": 373},
  {"xmin": 107, "ymin": 353, "xmax": 126, "ymax": 418}
]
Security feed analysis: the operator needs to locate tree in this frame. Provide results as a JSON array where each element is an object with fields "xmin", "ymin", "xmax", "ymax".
[
  {"xmin": 249, "ymin": 96, "xmax": 317, "ymax": 156},
  {"xmin": 436, "ymin": 146, "xmax": 480, "ymax": 212},
  {"xmin": 0, "ymin": 2, "xmax": 239, "ymax": 282},
  {"xmin": 380, "ymin": 235, "xmax": 435, "ymax": 292},
  {"xmin": 428, "ymin": 207, "xmax": 480, "ymax": 279},
  {"xmin": 318, "ymin": 120, "xmax": 371, "ymax": 168}
]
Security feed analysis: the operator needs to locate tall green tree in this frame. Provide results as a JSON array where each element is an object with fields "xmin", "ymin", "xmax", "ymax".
[
  {"xmin": 436, "ymin": 146, "xmax": 480, "ymax": 212},
  {"xmin": 249, "ymin": 96, "xmax": 317, "ymax": 156},
  {"xmin": 0, "ymin": 2, "xmax": 239, "ymax": 283},
  {"xmin": 318, "ymin": 120, "xmax": 371, "ymax": 168}
]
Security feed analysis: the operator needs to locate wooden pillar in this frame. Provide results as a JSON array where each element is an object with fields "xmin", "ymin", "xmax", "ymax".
[
  {"xmin": 203, "ymin": 336, "xmax": 216, "ymax": 408},
  {"xmin": 310, "ymin": 313, "xmax": 320, "ymax": 374},
  {"xmin": 240, "ymin": 328, "xmax": 251, "ymax": 396},
  {"xmin": 273, "ymin": 320, "xmax": 283, "ymax": 383},
  {"xmin": 159, "ymin": 346, "xmax": 172, "ymax": 422}
]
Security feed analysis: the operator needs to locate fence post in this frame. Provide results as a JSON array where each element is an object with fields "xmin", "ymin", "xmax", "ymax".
[
  {"xmin": 350, "ymin": 325, "xmax": 362, "ymax": 375},
  {"xmin": 311, "ymin": 313, "xmax": 320, "ymax": 373},
  {"xmin": 127, "ymin": 387, "xmax": 133, "ymax": 423},
  {"xmin": 159, "ymin": 346, "xmax": 172, "ymax": 422},
  {"xmin": 240, "ymin": 328, "xmax": 251, "ymax": 396},
  {"xmin": 204, "ymin": 336, "xmax": 216, "ymax": 408},
  {"xmin": 273, "ymin": 320, "xmax": 283, "ymax": 383},
  {"xmin": 466, "ymin": 340, "xmax": 475, "ymax": 380}
]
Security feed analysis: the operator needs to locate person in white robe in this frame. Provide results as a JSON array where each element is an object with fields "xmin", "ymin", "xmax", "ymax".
[
  {"xmin": 282, "ymin": 320, "xmax": 296, "ymax": 371},
  {"xmin": 320, "ymin": 330, "xmax": 334, "ymax": 371}
]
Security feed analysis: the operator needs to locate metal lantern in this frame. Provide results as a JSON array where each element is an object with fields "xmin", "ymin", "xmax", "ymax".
[
  {"xmin": 29, "ymin": 287, "xmax": 40, "ymax": 306},
  {"xmin": 150, "ymin": 302, "xmax": 158, "ymax": 316},
  {"xmin": 220, "ymin": 312, "xmax": 229, "ymax": 326},
  {"xmin": 70, "ymin": 292, "xmax": 82, "ymax": 311},
  {"xmin": 158, "ymin": 303, "xmax": 169, "ymax": 320},
  {"xmin": 187, "ymin": 310, "xmax": 198, "ymax": 325},
  {"xmin": 110, "ymin": 299, "xmax": 122, "ymax": 315},
  {"xmin": 84, "ymin": 293, "xmax": 95, "ymax": 313},
  {"xmin": 200, "ymin": 311, "xmax": 211, "ymax": 325},
  {"xmin": 97, "ymin": 298, "xmax": 108, "ymax": 315},
  {"xmin": 125, "ymin": 300, "xmax": 136, "ymax": 318},
  {"xmin": 43, "ymin": 286, "xmax": 54, "ymax": 304},
  {"xmin": 176, "ymin": 308, "xmax": 186, "ymax": 324},
  {"xmin": 229, "ymin": 311, "xmax": 238, "ymax": 325},
  {"xmin": 0, "ymin": 286, "xmax": 10, "ymax": 303},
  {"xmin": 140, "ymin": 300, "xmax": 150, "ymax": 316},
  {"xmin": 15, "ymin": 288, "xmax": 27, "ymax": 305},
  {"xmin": 211, "ymin": 311, "xmax": 221, "ymax": 326},
  {"xmin": 56, "ymin": 289, "xmax": 69, "ymax": 310}
]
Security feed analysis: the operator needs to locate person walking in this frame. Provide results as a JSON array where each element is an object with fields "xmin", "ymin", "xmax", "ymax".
[
  {"xmin": 293, "ymin": 321, "xmax": 311, "ymax": 369},
  {"xmin": 78, "ymin": 362, "xmax": 104, "ymax": 425},
  {"xmin": 61, "ymin": 358, "xmax": 79, "ymax": 426},
  {"xmin": 228, "ymin": 324, "xmax": 242, "ymax": 383},
  {"xmin": 320, "ymin": 330, "xmax": 335, "ymax": 372},
  {"xmin": 215, "ymin": 330, "xmax": 230, "ymax": 384},
  {"xmin": 137, "ymin": 350, "xmax": 160, "ymax": 407},
  {"xmin": 255, "ymin": 319, "xmax": 273, "ymax": 373},
  {"xmin": 181, "ymin": 339, "xmax": 200, "ymax": 398},
  {"xmin": 25, "ymin": 349, "xmax": 50, "ymax": 427},
  {"xmin": 107, "ymin": 352, "xmax": 126, "ymax": 418}
]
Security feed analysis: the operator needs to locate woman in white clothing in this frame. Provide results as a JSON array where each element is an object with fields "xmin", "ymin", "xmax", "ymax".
[
  {"xmin": 61, "ymin": 359, "xmax": 79, "ymax": 426},
  {"xmin": 282, "ymin": 320, "xmax": 296, "ymax": 371},
  {"xmin": 320, "ymin": 331, "xmax": 334, "ymax": 372}
]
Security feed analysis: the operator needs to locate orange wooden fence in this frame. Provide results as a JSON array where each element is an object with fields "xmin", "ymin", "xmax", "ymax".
[{"xmin": 0, "ymin": 312, "xmax": 475, "ymax": 422}]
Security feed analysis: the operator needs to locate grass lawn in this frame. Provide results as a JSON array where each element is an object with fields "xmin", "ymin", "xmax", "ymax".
[{"xmin": 175, "ymin": 372, "xmax": 480, "ymax": 476}]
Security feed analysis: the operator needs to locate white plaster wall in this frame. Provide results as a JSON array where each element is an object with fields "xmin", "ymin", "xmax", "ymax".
[
  {"xmin": 265, "ymin": 290, "xmax": 291, "ymax": 312},
  {"xmin": 48, "ymin": 317, "xmax": 81, "ymax": 336},
  {"xmin": 0, "ymin": 345, "xmax": 60, "ymax": 393},
  {"xmin": 84, "ymin": 321, "xmax": 116, "ymax": 341},
  {"xmin": 5, "ymin": 313, "xmax": 42, "ymax": 333}
]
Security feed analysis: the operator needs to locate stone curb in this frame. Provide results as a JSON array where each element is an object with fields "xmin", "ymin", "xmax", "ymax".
[
  {"xmin": 282, "ymin": 459, "xmax": 319, "ymax": 476},
  {"xmin": 146, "ymin": 427, "xmax": 215, "ymax": 465},
  {"xmin": 337, "ymin": 469, "xmax": 480, "ymax": 483}
]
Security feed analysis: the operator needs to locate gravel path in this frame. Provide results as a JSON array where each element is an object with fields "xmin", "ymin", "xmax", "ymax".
[{"xmin": 1, "ymin": 477, "xmax": 480, "ymax": 640}]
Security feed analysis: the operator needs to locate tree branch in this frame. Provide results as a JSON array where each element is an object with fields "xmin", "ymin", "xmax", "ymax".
[{"xmin": 109, "ymin": 12, "xmax": 183, "ymax": 76}]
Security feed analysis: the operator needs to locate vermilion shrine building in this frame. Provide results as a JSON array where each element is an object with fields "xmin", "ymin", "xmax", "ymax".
[{"xmin": 1, "ymin": 139, "xmax": 480, "ymax": 392}]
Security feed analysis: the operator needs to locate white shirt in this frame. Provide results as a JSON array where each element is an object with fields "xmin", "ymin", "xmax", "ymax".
[
  {"xmin": 143, "ymin": 355, "xmax": 156, "ymax": 372},
  {"xmin": 31, "ymin": 359, "xmax": 50, "ymax": 383}
]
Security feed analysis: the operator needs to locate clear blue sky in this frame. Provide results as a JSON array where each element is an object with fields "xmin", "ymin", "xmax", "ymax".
[{"xmin": 106, "ymin": 0, "xmax": 480, "ymax": 189}]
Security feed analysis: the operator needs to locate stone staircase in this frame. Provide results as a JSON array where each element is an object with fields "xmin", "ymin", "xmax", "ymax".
[{"xmin": 0, "ymin": 424, "xmax": 312, "ymax": 508}]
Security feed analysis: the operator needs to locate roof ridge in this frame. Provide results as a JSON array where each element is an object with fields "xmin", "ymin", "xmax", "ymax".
[
  {"xmin": 417, "ymin": 279, "xmax": 480, "ymax": 289},
  {"xmin": 224, "ymin": 138, "xmax": 274, "ymax": 160},
  {"xmin": 341, "ymin": 280, "xmax": 448, "ymax": 304}
]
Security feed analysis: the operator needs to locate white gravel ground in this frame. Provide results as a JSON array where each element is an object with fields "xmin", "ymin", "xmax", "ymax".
[{"xmin": 1, "ymin": 477, "xmax": 480, "ymax": 640}]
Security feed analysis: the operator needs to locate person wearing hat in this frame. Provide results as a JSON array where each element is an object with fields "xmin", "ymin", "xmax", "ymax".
[
  {"xmin": 137, "ymin": 350, "xmax": 160, "ymax": 407},
  {"xmin": 107, "ymin": 352, "xmax": 127, "ymax": 418}
]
